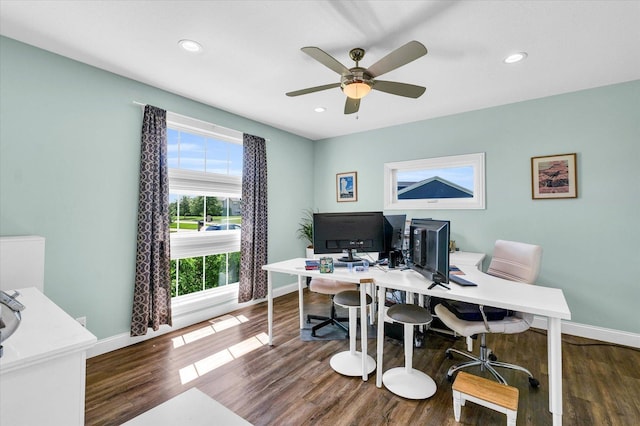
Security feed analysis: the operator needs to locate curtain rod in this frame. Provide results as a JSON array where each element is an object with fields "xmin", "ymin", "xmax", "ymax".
[{"xmin": 132, "ymin": 101, "xmax": 269, "ymax": 141}]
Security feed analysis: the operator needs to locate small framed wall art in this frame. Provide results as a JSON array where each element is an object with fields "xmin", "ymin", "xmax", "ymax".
[
  {"xmin": 531, "ymin": 153, "xmax": 577, "ymax": 199},
  {"xmin": 336, "ymin": 171, "xmax": 358, "ymax": 202}
]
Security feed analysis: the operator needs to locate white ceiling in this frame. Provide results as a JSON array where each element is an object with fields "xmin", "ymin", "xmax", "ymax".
[{"xmin": 1, "ymin": 1, "xmax": 639, "ymax": 140}]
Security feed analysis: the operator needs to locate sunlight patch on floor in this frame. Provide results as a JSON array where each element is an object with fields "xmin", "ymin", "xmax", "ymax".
[
  {"xmin": 172, "ymin": 314, "xmax": 250, "ymax": 348},
  {"xmin": 178, "ymin": 332, "xmax": 269, "ymax": 384}
]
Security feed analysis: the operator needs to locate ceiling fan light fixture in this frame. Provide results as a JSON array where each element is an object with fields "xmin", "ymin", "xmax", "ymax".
[{"xmin": 342, "ymin": 81, "xmax": 372, "ymax": 99}]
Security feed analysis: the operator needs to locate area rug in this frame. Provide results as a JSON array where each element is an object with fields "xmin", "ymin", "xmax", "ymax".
[
  {"xmin": 122, "ymin": 387, "xmax": 252, "ymax": 426},
  {"xmin": 301, "ymin": 301, "xmax": 377, "ymax": 341}
]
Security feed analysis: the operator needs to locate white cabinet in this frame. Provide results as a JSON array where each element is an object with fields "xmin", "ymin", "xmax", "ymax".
[{"xmin": 0, "ymin": 287, "xmax": 97, "ymax": 426}]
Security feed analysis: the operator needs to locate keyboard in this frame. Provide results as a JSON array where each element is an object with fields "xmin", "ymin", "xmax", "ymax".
[{"xmin": 448, "ymin": 274, "xmax": 478, "ymax": 287}]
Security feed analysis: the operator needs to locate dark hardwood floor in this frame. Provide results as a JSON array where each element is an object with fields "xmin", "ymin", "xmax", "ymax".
[{"xmin": 86, "ymin": 289, "xmax": 640, "ymax": 425}]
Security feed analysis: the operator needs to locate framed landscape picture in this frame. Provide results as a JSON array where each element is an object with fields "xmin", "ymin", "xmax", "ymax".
[
  {"xmin": 531, "ymin": 153, "xmax": 577, "ymax": 199},
  {"xmin": 336, "ymin": 171, "xmax": 357, "ymax": 202}
]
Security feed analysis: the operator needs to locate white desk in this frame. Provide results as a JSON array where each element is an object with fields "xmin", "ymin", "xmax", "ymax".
[
  {"xmin": 262, "ymin": 255, "xmax": 571, "ymax": 425},
  {"xmin": 262, "ymin": 252, "xmax": 484, "ymax": 381}
]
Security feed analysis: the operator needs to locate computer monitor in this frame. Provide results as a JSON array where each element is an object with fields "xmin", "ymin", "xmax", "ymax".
[
  {"xmin": 379, "ymin": 214, "xmax": 406, "ymax": 265},
  {"xmin": 409, "ymin": 218, "xmax": 450, "ymax": 288},
  {"xmin": 383, "ymin": 214, "xmax": 407, "ymax": 252},
  {"xmin": 313, "ymin": 211, "xmax": 386, "ymax": 262}
]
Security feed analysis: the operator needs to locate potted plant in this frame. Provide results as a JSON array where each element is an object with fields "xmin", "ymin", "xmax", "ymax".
[{"xmin": 297, "ymin": 208, "xmax": 315, "ymax": 258}]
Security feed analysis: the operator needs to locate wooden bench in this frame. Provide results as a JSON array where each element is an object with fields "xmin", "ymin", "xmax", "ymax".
[{"xmin": 452, "ymin": 371, "xmax": 519, "ymax": 425}]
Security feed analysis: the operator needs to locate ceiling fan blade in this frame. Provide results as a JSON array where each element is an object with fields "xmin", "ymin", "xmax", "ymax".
[
  {"xmin": 366, "ymin": 41, "xmax": 428, "ymax": 78},
  {"xmin": 372, "ymin": 80, "xmax": 426, "ymax": 98},
  {"xmin": 286, "ymin": 82, "xmax": 341, "ymax": 97},
  {"xmin": 344, "ymin": 97, "xmax": 360, "ymax": 114},
  {"xmin": 301, "ymin": 47, "xmax": 350, "ymax": 75}
]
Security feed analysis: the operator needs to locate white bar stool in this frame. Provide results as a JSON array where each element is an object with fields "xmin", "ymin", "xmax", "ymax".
[
  {"xmin": 329, "ymin": 290, "xmax": 376, "ymax": 376},
  {"xmin": 382, "ymin": 303, "xmax": 436, "ymax": 399}
]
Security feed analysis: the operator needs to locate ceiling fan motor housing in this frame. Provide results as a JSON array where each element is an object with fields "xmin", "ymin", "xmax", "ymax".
[{"xmin": 341, "ymin": 68, "xmax": 373, "ymax": 91}]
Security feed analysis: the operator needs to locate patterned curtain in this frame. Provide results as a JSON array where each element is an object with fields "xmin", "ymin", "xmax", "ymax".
[
  {"xmin": 238, "ymin": 133, "xmax": 268, "ymax": 302},
  {"xmin": 130, "ymin": 105, "xmax": 172, "ymax": 336}
]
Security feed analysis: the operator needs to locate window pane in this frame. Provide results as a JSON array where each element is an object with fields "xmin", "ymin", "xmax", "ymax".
[
  {"xmin": 179, "ymin": 132, "xmax": 206, "ymax": 172},
  {"xmin": 228, "ymin": 143, "xmax": 243, "ymax": 177},
  {"xmin": 170, "ymin": 194, "xmax": 206, "ymax": 232},
  {"xmin": 204, "ymin": 253, "xmax": 226, "ymax": 289},
  {"xmin": 177, "ymin": 257, "xmax": 204, "ymax": 296},
  {"xmin": 168, "ymin": 128, "xmax": 180, "ymax": 169},
  {"xmin": 228, "ymin": 251, "xmax": 240, "ymax": 284}
]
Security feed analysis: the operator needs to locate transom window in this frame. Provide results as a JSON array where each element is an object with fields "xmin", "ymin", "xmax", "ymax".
[{"xmin": 167, "ymin": 113, "xmax": 243, "ymax": 298}]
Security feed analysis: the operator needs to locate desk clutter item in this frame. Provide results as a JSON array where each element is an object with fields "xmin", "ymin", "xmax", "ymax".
[
  {"xmin": 440, "ymin": 299, "xmax": 509, "ymax": 321},
  {"xmin": 305, "ymin": 260, "xmax": 319, "ymax": 270},
  {"xmin": 448, "ymin": 274, "xmax": 478, "ymax": 287},
  {"xmin": 452, "ymin": 371, "xmax": 519, "ymax": 425},
  {"xmin": 319, "ymin": 257, "xmax": 334, "ymax": 273}
]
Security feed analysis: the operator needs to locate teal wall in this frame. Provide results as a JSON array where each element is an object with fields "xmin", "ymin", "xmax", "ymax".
[
  {"xmin": 2, "ymin": 35, "xmax": 638, "ymax": 340},
  {"xmin": 313, "ymin": 80, "xmax": 640, "ymax": 334},
  {"xmin": 0, "ymin": 36, "xmax": 314, "ymax": 339}
]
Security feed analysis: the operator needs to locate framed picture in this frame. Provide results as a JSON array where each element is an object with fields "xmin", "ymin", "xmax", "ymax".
[
  {"xmin": 531, "ymin": 153, "xmax": 577, "ymax": 199},
  {"xmin": 336, "ymin": 171, "xmax": 358, "ymax": 202}
]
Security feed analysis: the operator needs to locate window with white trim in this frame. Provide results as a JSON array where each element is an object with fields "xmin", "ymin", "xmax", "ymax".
[{"xmin": 167, "ymin": 112, "xmax": 243, "ymax": 298}]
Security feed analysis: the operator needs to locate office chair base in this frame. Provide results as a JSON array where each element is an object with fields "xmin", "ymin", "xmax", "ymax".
[
  {"xmin": 445, "ymin": 347, "xmax": 539, "ymax": 387},
  {"xmin": 307, "ymin": 314, "xmax": 349, "ymax": 337},
  {"xmin": 382, "ymin": 367, "xmax": 437, "ymax": 399},
  {"xmin": 330, "ymin": 351, "xmax": 376, "ymax": 377}
]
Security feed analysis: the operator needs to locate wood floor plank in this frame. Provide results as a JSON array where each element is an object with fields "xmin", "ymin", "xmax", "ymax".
[{"xmin": 86, "ymin": 289, "xmax": 640, "ymax": 425}]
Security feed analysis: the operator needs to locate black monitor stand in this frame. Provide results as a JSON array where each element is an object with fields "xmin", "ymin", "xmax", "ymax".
[
  {"xmin": 338, "ymin": 249, "xmax": 361, "ymax": 263},
  {"xmin": 428, "ymin": 272, "xmax": 450, "ymax": 290}
]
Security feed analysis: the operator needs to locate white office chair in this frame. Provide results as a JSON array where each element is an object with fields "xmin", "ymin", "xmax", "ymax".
[{"xmin": 434, "ymin": 240, "xmax": 543, "ymax": 386}]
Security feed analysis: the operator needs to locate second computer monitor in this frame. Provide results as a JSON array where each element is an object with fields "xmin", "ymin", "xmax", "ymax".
[{"xmin": 409, "ymin": 218, "xmax": 450, "ymax": 283}]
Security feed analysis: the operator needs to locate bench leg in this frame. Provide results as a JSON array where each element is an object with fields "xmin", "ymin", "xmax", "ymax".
[
  {"xmin": 506, "ymin": 408, "xmax": 517, "ymax": 426},
  {"xmin": 452, "ymin": 389, "xmax": 464, "ymax": 422}
]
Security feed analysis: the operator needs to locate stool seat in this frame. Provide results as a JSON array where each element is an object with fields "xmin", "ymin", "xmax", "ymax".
[
  {"xmin": 387, "ymin": 303, "xmax": 432, "ymax": 325},
  {"xmin": 334, "ymin": 290, "xmax": 372, "ymax": 308},
  {"xmin": 452, "ymin": 371, "xmax": 519, "ymax": 425},
  {"xmin": 329, "ymin": 289, "xmax": 376, "ymax": 377},
  {"xmin": 382, "ymin": 303, "xmax": 436, "ymax": 399}
]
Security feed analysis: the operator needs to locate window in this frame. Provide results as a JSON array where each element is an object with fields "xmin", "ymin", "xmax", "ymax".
[
  {"xmin": 384, "ymin": 153, "xmax": 486, "ymax": 210},
  {"xmin": 167, "ymin": 113, "xmax": 243, "ymax": 298}
]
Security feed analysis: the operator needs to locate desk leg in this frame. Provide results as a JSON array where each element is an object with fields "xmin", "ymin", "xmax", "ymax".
[
  {"xmin": 360, "ymin": 284, "xmax": 368, "ymax": 381},
  {"xmin": 298, "ymin": 275, "xmax": 305, "ymax": 329},
  {"xmin": 368, "ymin": 283, "xmax": 376, "ymax": 326},
  {"xmin": 548, "ymin": 317, "xmax": 563, "ymax": 425},
  {"xmin": 376, "ymin": 285, "xmax": 385, "ymax": 388},
  {"xmin": 268, "ymin": 271, "xmax": 273, "ymax": 346}
]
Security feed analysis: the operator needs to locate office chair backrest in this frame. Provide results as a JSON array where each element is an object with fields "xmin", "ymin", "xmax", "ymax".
[{"xmin": 487, "ymin": 240, "xmax": 542, "ymax": 284}]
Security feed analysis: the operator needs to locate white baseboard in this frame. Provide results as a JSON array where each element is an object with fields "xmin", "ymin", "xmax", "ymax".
[
  {"xmin": 88, "ymin": 281, "xmax": 639, "ymax": 357},
  {"xmin": 531, "ymin": 316, "xmax": 640, "ymax": 348}
]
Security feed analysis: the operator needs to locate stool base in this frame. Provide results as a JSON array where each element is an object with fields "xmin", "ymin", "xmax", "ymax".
[
  {"xmin": 382, "ymin": 367, "xmax": 437, "ymax": 399},
  {"xmin": 330, "ymin": 351, "xmax": 376, "ymax": 377}
]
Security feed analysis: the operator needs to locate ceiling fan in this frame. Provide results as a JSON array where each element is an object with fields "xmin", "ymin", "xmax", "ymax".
[{"xmin": 286, "ymin": 40, "xmax": 428, "ymax": 114}]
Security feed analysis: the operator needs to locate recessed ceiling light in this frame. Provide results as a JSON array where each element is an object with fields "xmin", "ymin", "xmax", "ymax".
[
  {"xmin": 314, "ymin": 107, "xmax": 326, "ymax": 113},
  {"xmin": 504, "ymin": 52, "xmax": 527, "ymax": 64},
  {"xmin": 178, "ymin": 39, "xmax": 203, "ymax": 53}
]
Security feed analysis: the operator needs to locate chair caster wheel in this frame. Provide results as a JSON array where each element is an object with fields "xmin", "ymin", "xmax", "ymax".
[
  {"xmin": 445, "ymin": 351, "xmax": 453, "ymax": 359},
  {"xmin": 529, "ymin": 377, "xmax": 540, "ymax": 387},
  {"xmin": 488, "ymin": 353, "xmax": 498, "ymax": 361},
  {"xmin": 447, "ymin": 374, "xmax": 454, "ymax": 383}
]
